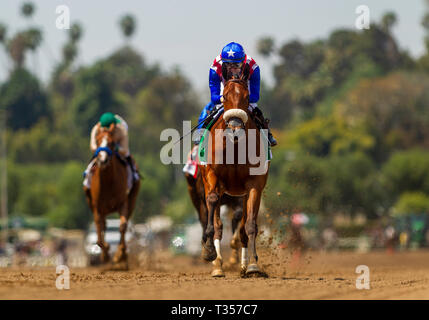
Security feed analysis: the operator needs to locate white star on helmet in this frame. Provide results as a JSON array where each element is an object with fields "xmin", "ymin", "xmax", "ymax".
[{"xmin": 227, "ymin": 49, "xmax": 235, "ymax": 57}]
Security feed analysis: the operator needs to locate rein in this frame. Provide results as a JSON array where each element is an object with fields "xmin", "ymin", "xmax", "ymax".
[
  {"xmin": 93, "ymin": 146, "xmax": 127, "ymax": 167},
  {"xmin": 94, "ymin": 147, "xmax": 113, "ymax": 158}
]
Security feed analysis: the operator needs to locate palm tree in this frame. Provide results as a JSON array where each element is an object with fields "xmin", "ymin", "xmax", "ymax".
[
  {"xmin": 8, "ymin": 32, "xmax": 27, "ymax": 68},
  {"xmin": 21, "ymin": 2, "xmax": 35, "ymax": 19},
  {"xmin": 119, "ymin": 14, "xmax": 136, "ymax": 43},
  {"xmin": 0, "ymin": 24, "xmax": 6, "ymax": 44},
  {"xmin": 62, "ymin": 42, "xmax": 77, "ymax": 66},
  {"xmin": 69, "ymin": 23, "xmax": 83, "ymax": 43},
  {"xmin": 256, "ymin": 36, "xmax": 275, "ymax": 58},
  {"xmin": 381, "ymin": 12, "xmax": 397, "ymax": 33},
  {"xmin": 25, "ymin": 28, "xmax": 42, "ymax": 51},
  {"xmin": 0, "ymin": 23, "xmax": 7, "ymax": 69},
  {"xmin": 422, "ymin": 13, "xmax": 429, "ymax": 51}
]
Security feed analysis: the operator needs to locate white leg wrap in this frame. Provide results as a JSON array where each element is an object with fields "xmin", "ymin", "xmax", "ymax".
[
  {"xmin": 241, "ymin": 248, "xmax": 249, "ymax": 267},
  {"xmin": 214, "ymin": 239, "xmax": 222, "ymax": 258},
  {"xmin": 212, "ymin": 239, "xmax": 222, "ymax": 266}
]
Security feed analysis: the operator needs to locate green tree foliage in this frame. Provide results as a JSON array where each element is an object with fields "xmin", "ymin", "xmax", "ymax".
[
  {"xmin": 0, "ymin": 68, "xmax": 50, "ymax": 130},
  {"xmin": 265, "ymin": 153, "xmax": 383, "ymax": 218},
  {"xmin": 128, "ymin": 69, "xmax": 199, "ymax": 154},
  {"xmin": 336, "ymin": 72, "xmax": 429, "ymax": 162},
  {"xmin": 381, "ymin": 12, "xmax": 397, "ymax": 32},
  {"xmin": 47, "ymin": 162, "xmax": 91, "ymax": 229},
  {"xmin": 0, "ymin": 23, "xmax": 7, "ymax": 43},
  {"xmin": 7, "ymin": 120, "xmax": 87, "ymax": 163},
  {"xmin": 262, "ymin": 15, "xmax": 411, "ymax": 128},
  {"xmin": 287, "ymin": 116, "xmax": 374, "ymax": 157},
  {"xmin": 69, "ymin": 23, "xmax": 83, "ymax": 43},
  {"xmin": 256, "ymin": 36, "xmax": 275, "ymax": 58},
  {"xmin": 7, "ymin": 32, "xmax": 28, "ymax": 68},
  {"xmin": 382, "ymin": 149, "xmax": 429, "ymax": 202},
  {"xmin": 24, "ymin": 28, "xmax": 42, "ymax": 51},
  {"xmin": 3, "ymin": 5, "xmax": 429, "ymax": 229},
  {"xmin": 70, "ymin": 62, "xmax": 123, "ymax": 135},
  {"xmin": 103, "ymin": 46, "xmax": 160, "ymax": 97},
  {"xmin": 21, "ymin": 2, "xmax": 35, "ymax": 19},
  {"xmin": 393, "ymin": 192, "xmax": 429, "ymax": 215},
  {"xmin": 119, "ymin": 14, "xmax": 136, "ymax": 40},
  {"xmin": 7, "ymin": 164, "xmax": 58, "ymax": 217}
]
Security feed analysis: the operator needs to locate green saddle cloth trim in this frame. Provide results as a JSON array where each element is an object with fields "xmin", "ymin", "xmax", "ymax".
[{"xmin": 198, "ymin": 117, "xmax": 216, "ymax": 164}]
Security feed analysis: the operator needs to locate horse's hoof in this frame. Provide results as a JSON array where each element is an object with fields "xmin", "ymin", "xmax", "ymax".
[
  {"xmin": 112, "ymin": 261, "xmax": 129, "ymax": 271},
  {"xmin": 240, "ymin": 266, "xmax": 247, "ymax": 278},
  {"xmin": 211, "ymin": 269, "xmax": 225, "ymax": 277},
  {"xmin": 246, "ymin": 264, "xmax": 259, "ymax": 274}
]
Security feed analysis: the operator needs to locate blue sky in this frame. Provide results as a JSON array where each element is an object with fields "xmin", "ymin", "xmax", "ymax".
[{"xmin": 0, "ymin": 0, "xmax": 426, "ymax": 91}]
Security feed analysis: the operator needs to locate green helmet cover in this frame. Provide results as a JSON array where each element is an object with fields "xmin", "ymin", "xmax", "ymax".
[{"xmin": 100, "ymin": 112, "xmax": 119, "ymax": 127}]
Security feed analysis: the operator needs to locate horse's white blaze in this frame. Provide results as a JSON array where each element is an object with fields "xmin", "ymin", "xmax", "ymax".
[
  {"xmin": 99, "ymin": 137, "xmax": 108, "ymax": 162},
  {"xmin": 223, "ymin": 109, "xmax": 248, "ymax": 124},
  {"xmin": 241, "ymin": 247, "xmax": 249, "ymax": 268}
]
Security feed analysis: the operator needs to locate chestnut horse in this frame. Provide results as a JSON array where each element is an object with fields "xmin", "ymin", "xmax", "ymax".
[
  {"xmin": 185, "ymin": 169, "xmax": 243, "ymax": 266},
  {"xmin": 84, "ymin": 124, "xmax": 140, "ymax": 267},
  {"xmin": 199, "ymin": 78, "xmax": 270, "ymax": 277}
]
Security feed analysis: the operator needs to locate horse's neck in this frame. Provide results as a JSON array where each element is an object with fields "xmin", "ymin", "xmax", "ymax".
[{"xmin": 98, "ymin": 157, "xmax": 118, "ymax": 182}]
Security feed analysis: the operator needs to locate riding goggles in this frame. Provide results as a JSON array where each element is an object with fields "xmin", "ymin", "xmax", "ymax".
[{"xmin": 224, "ymin": 62, "xmax": 243, "ymax": 68}]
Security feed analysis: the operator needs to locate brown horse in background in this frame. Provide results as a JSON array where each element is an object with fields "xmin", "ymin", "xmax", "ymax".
[
  {"xmin": 185, "ymin": 169, "xmax": 243, "ymax": 266},
  {"xmin": 200, "ymin": 78, "xmax": 270, "ymax": 277},
  {"xmin": 84, "ymin": 124, "xmax": 140, "ymax": 268}
]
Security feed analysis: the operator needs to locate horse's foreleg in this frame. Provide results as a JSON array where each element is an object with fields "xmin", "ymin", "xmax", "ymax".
[
  {"xmin": 95, "ymin": 213, "xmax": 110, "ymax": 263},
  {"xmin": 202, "ymin": 191, "xmax": 218, "ymax": 262},
  {"xmin": 199, "ymin": 201, "xmax": 209, "ymax": 253},
  {"xmin": 114, "ymin": 202, "xmax": 129, "ymax": 264},
  {"xmin": 229, "ymin": 205, "xmax": 242, "ymax": 265},
  {"xmin": 245, "ymin": 188, "xmax": 262, "ymax": 275},
  {"xmin": 239, "ymin": 195, "xmax": 249, "ymax": 274},
  {"xmin": 202, "ymin": 170, "xmax": 218, "ymax": 262},
  {"xmin": 211, "ymin": 204, "xmax": 224, "ymax": 277}
]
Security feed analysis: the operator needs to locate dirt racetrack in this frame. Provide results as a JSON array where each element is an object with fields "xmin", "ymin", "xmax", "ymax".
[{"xmin": 1, "ymin": 249, "xmax": 429, "ymax": 300}]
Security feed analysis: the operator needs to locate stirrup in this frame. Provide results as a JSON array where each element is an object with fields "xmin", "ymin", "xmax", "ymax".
[{"xmin": 268, "ymin": 132, "xmax": 277, "ymax": 147}]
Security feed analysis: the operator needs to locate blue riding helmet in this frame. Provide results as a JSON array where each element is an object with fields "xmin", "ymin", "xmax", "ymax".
[{"xmin": 221, "ymin": 42, "xmax": 245, "ymax": 63}]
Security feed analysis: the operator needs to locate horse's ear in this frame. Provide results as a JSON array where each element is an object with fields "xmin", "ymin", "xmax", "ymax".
[
  {"xmin": 108, "ymin": 123, "xmax": 115, "ymax": 132},
  {"xmin": 240, "ymin": 64, "xmax": 250, "ymax": 82}
]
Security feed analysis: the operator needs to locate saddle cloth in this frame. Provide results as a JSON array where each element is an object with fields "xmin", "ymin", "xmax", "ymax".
[{"xmin": 182, "ymin": 145, "xmax": 199, "ymax": 178}]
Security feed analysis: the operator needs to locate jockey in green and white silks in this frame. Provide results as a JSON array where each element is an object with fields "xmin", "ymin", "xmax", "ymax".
[{"xmin": 83, "ymin": 112, "xmax": 139, "ymax": 190}]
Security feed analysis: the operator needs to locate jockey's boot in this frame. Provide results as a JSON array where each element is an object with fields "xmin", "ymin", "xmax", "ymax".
[
  {"xmin": 126, "ymin": 155, "xmax": 139, "ymax": 182},
  {"xmin": 252, "ymin": 107, "xmax": 278, "ymax": 147}
]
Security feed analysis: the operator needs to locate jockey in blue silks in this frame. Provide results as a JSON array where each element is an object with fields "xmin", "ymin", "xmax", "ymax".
[{"xmin": 195, "ymin": 42, "xmax": 277, "ymax": 146}]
